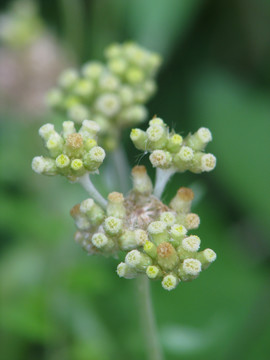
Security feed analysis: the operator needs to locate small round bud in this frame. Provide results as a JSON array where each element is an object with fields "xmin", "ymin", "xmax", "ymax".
[
  {"xmin": 170, "ymin": 224, "xmax": 187, "ymax": 238},
  {"xmin": 160, "ymin": 212, "xmax": 176, "ymax": 226},
  {"xmin": 104, "ymin": 216, "xmax": 122, "ymax": 236},
  {"xmin": 95, "ymin": 93, "xmax": 121, "ymax": 117},
  {"xmin": 92, "ymin": 233, "xmax": 109, "ymax": 249},
  {"xmin": 149, "ymin": 117, "xmax": 164, "ymax": 126},
  {"xmin": 197, "ymin": 127, "xmax": 212, "ymax": 143},
  {"xmin": 62, "ymin": 121, "xmax": 76, "ymax": 139},
  {"xmin": 108, "ymin": 58, "xmax": 127, "ymax": 75},
  {"xmin": 150, "ymin": 150, "xmax": 172, "ymax": 169},
  {"xmin": 126, "ymin": 67, "xmax": 144, "ymax": 84},
  {"xmin": 38, "ymin": 123, "xmax": 54, "ymax": 141},
  {"xmin": 125, "ymin": 250, "xmax": 152, "ymax": 270},
  {"xmin": 184, "ymin": 213, "xmax": 200, "ymax": 230},
  {"xmin": 178, "ymin": 146, "xmax": 194, "ymax": 162},
  {"xmin": 71, "ymin": 159, "xmax": 83, "ymax": 171},
  {"xmin": 80, "ymin": 199, "xmax": 94, "ymax": 213},
  {"xmin": 55, "ymin": 154, "xmax": 70, "ymax": 169},
  {"xmin": 162, "ymin": 274, "xmax": 179, "ymax": 291},
  {"xmin": 182, "ymin": 258, "xmax": 201, "ymax": 276},
  {"xmin": 74, "ymin": 79, "xmax": 94, "ymax": 98},
  {"xmin": 107, "ymin": 192, "xmax": 125, "ymax": 218},
  {"xmin": 117, "ymin": 262, "xmax": 138, "ymax": 279},
  {"xmin": 148, "ymin": 221, "xmax": 169, "ymax": 245},
  {"xmin": 68, "ymin": 104, "xmax": 89, "ymax": 124},
  {"xmin": 166, "ymin": 134, "xmax": 183, "ymax": 153},
  {"xmin": 157, "ymin": 242, "xmax": 178, "ymax": 270},
  {"xmin": 59, "ymin": 68, "xmax": 78, "ymax": 88},
  {"xmin": 203, "ymin": 248, "xmax": 217, "ymax": 263},
  {"xmin": 130, "ymin": 128, "xmax": 147, "ymax": 151},
  {"xmin": 201, "ymin": 154, "xmax": 216, "ymax": 172},
  {"xmin": 32, "ymin": 156, "xmax": 56, "ymax": 175},
  {"xmin": 182, "ymin": 235, "xmax": 201, "ymax": 252},
  {"xmin": 134, "ymin": 229, "xmax": 148, "ymax": 246},
  {"xmin": 170, "ymin": 187, "xmax": 194, "ymax": 213},
  {"xmin": 99, "ymin": 73, "xmax": 120, "ymax": 91},
  {"xmin": 131, "ymin": 166, "xmax": 153, "ymax": 194},
  {"xmin": 146, "ymin": 124, "xmax": 166, "ymax": 143},
  {"xmin": 82, "ymin": 61, "xmax": 104, "ymax": 79},
  {"xmin": 146, "ymin": 265, "xmax": 162, "ymax": 279}
]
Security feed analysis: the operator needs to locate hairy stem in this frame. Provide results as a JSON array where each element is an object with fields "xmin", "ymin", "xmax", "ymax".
[
  {"xmin": 154, "ymin": 168, "xmax": 175, "ymax": 199},
  {"xmin": 78, "ymin": 173, "xmax": 107, "ymax": 209},
  {"xmin": 111, "ymin": 144, "xmax": 131, "ymax": 194},
  {"xmin": 137, "ymin": 276, "xmax": 163, "ymax": 360}
]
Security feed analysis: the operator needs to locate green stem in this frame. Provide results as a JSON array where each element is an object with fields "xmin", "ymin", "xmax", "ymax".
[{"xmin": 136, "ymin": 276, "xmax": 164, "ymax": 360}]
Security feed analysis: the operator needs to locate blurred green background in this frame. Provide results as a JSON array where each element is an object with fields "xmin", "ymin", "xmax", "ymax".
[{"xmin": 1, "ymin": 0, "xmax": 270, "ymax": 359}]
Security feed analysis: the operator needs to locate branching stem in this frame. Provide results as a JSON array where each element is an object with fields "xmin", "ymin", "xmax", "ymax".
[
  {"xmin": 154, "ymin": 168, "xmax": 175, "ymax": 199},
  {"xmin": 78, "ymin": 173, "xmax": 107, "ymax": 209}
]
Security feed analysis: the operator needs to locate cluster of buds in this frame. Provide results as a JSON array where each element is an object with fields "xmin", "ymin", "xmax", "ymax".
[
  {"xmin": 0, "ymin": 0, "xmax": 43, "ymax": 48},
  {"xmin": 131, "ymin": 117, "xmax": 216, "ymax": 174},
  {"xmin": 32, "ymin": 120, "xmax": 105, "ymax": 182},
  {"xmin": 71, "ymin": 165, "xmax": 216, "ymax": 291},
  {"xmin": 47, "ymin": 42, "xmax": 162, "ymax": 150}
]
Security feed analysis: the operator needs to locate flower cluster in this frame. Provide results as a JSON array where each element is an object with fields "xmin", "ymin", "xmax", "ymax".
[
  {"xmin": 32, "ymin": 120, "xmax": 105, "ymax": 182},
  {"xmin": 47, "ymin": 42, "xmax": 162, "ymax": 150},
  {"xmin": 131, "ymin": 117, "xmax": 216, "ymax": 173},
  {"xmin": 71, "ymin": 165, "xmax": 216, "ymax": 291}
]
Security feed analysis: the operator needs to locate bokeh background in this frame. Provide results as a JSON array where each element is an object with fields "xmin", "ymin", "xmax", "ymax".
[{"xmin": 1, "ymin": 0, "xmax": 270, "ymax": 359}]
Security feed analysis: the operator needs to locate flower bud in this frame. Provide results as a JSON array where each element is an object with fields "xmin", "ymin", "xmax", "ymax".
[
  {"xmin": 143, "ymin": 241, "xmax": 157, "ymax": 258},
  {"xmin": 107, "ymin": 192, "xmax": 126, "ymax": 218},
  {"xmin": 146, "ymin": 124, "xmax": 167, "ymax": 150},
  {"xmin": 149, "ymin": 117, "xmax": 164, "ymax": 127},
  {"xmin": 117, "ymin": 262, "xmax": 138, "ymax": 279},
  {"xmin": 95, "ymin": 93, "xmax": 121, "ymax": 117},
  {"xmin": 157, "ymin": 242, "xmax": 178, "ymax": 270},
  {"xmin": 68, "ymin": 104, "xmax": 89, "ymax": 124},
  {"xmin": 182, "ymin": 258, "xmax": 202, "ymax": 276},
  {"xmin": 170, "ymin": 187, "xmax": 194, "ymax": 213},
  {"xmin": 147, "ymin": 221, "xmax": 169, "ymax": 245},
  {"xmin": 104, "ymin": 216, "xmax": 123, "ymax": 236},
  {"xmin": 92, "ymin": 233, "xmax": 114, "ymax": 250},
  {"xmin": 46, "ymin": 133, "xmax": 64, "ymax": 158},
  {"xmin": 166, "ymin": 134, "xmax": 183, "ymax": 153},
  {"xmin": 74, "ymin": 79, "xmax": 94, "ymax": 98},
  {"xmin": 146, "ymin": 265, "xmax": 162, "ymax": 279},
  {"xmin": 161, "ymin": 274, "xmax": 179, "ymax": 291},
  {"xmin": 125, "ymin": 250, "xmax": 152, "ymax": 271},
  {"xmin": 181, "ymin": 235, "xmax": 200, "ymax": 252},
  {"xmin": 38, "ymin": 123, "xmax": 55, "ymax": 141},
  {"xmin": 196, "ymin": 248, "xmax": 217, "ymax": 269},
  {"xmin": 149, "ymin": 150, "xmax": 172, "ymax": 169},
  {"xmin": 32, "ymin": 156, "xmax": 57, "ymax": 176},
  {"xmin": 79, "ymin": 119, "xmax": 100, "ymax": 139},
  {"xmin": 83, "ymin": 146, "xmax": 105, "ymax": 172},
  {"xmin": 62, "ymin": 121, "xmax": 76, "ymax": 139},
  {"xmin": 55, "ymin": 154, "xmax": 70, "ymax": 172},
  {"xmin": 82, "ymin": 61, "xmax": 104, "ymax": 79},
  {"xmin": 130, "ymin": 128, "xmax": 147, "ymax": 151},
  {"xmin": 80, "ymin": 198, "xmax": 105, "ymax": 225},
  {"xmin": 59, "ymin": 68, "xmax": 78, "ymax": 89},
  {"xmin": 173, "ymin": 146, "xmax": 194, "ymax": 171},
  {"xmin": 65, "ymin": 133, "xmax": 84, "ymax": 157},
  {"xmin": 131, "ymin": 166, "xmax": 153, "ymax": 194},
  {"xmin": 70, "ymin": 204, "xmax": 91, "ymax": 230},
  {"xmin": 160, "ymin": 212, "xmax": 176, "ymax": 227},
  {"xmin": 169, "ymin": 224, "xmax": 187, "ymax": 246},
  {"xmin": 126, "ymin": 67, "xmax": 144, "ymax": 84},
  {"xmin": 185, "ymin": 127, "xmax": 212, "ymax": 151},
  {"xmin": 71, "ymin": 159, "xmax": 84, "ymax": 175},
  {"xmin": 190, "ymin": 152, "xmax": 216, "ymax": 173}
]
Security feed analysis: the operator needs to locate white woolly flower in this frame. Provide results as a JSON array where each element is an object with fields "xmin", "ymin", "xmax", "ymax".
[
  {"xmin": 150, "ymin": 150, "xmax": 172, "ymax": 168},
  {"xmin": 68, "ymin": 104, "xmax": 89, "ymax": 124},
  {"xmin": 179, "ymin": 146, "xmax": 194, "ymax": 161},
  {"xmin": 82, "ymin": 61, "xmax": 104, "ymax": 79},
  {"xmin": 146, "ymin": 266, "xmax": 160, "ymax": 279},
  {"xmin": 92, "ymin": 233, "xmax": 109, "ymax": 249},
  {"xmin": 146, "ymin": 124, "xmax": 165, "ymax": 142},
  {"xmin": 38, "ymin": 123, "xmax": 55, "ymax": 140},
  {"xmin": 201, "ymin": 154, "xmax": 216, "ymax": 172},
  {"xmin": 197, "ymin": 127, "xmax": 212, "ymax": 143},
  {"xmin": 125, "ymin": 250, "xmax": 141, "ymax": 267},
  {"xmin": 104, "ymin": 216, "xmax": 122, "ymax": 235},
  {"xmin": 170, "ymin": 224, "xmax": 187, "ymax": 238},
  {"xmin": 160, "ymin": 212, "xmax": 176, "ymax": 226},
  {"xmin": 89, "ymin": 146, "xmax": 106, "ymax": 162},
  {"xmin": 95, "ymin": 93, "xmax": 121, "ymax": 117},
  {"xmin": 80, "ymin": 199, "xmax": 94, "ymax": 213},
  {"xmin": 162, "ymin": 274, "xmax": 179, "ymax": 291},
  {"xmin": 183, "ymin": 258, "xmax": 202, "ymax": 276},
  {"xmin": 31, "ymin": 156, "xmax": 46, "ymax": 174},
  {"xmin": 148, "ymin": 221, "xmax": 167, "ymax": 235},
  {"xmin": 99, "ymin": 73, "xmax": 120, "ymax": 91},
  {"xmin": 182, "ymin": 235, "xmax": 201, "ymax": 252},
  {"xmin": 203, "ymin": 249, "xmax": 217, "ymax": 262},
  {"xmin": 55, "ymin": 154, "xmax": 70, "ymax": 169}
]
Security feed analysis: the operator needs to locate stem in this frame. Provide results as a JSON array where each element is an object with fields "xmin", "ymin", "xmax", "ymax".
[
  {"xmin": 111, "ymin": 144, "xmax": 131, "ymax": 194},
  {"xmin": 154, "ymin": 168, "xmax": 175, "ymax": 199},
  {"xmin": 136, "ymin": 277, "xmax": 164, "ymax": 360},
  {"xmin": 78, "ymin": 173, "xmax": 107, "ymax": 209}
]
